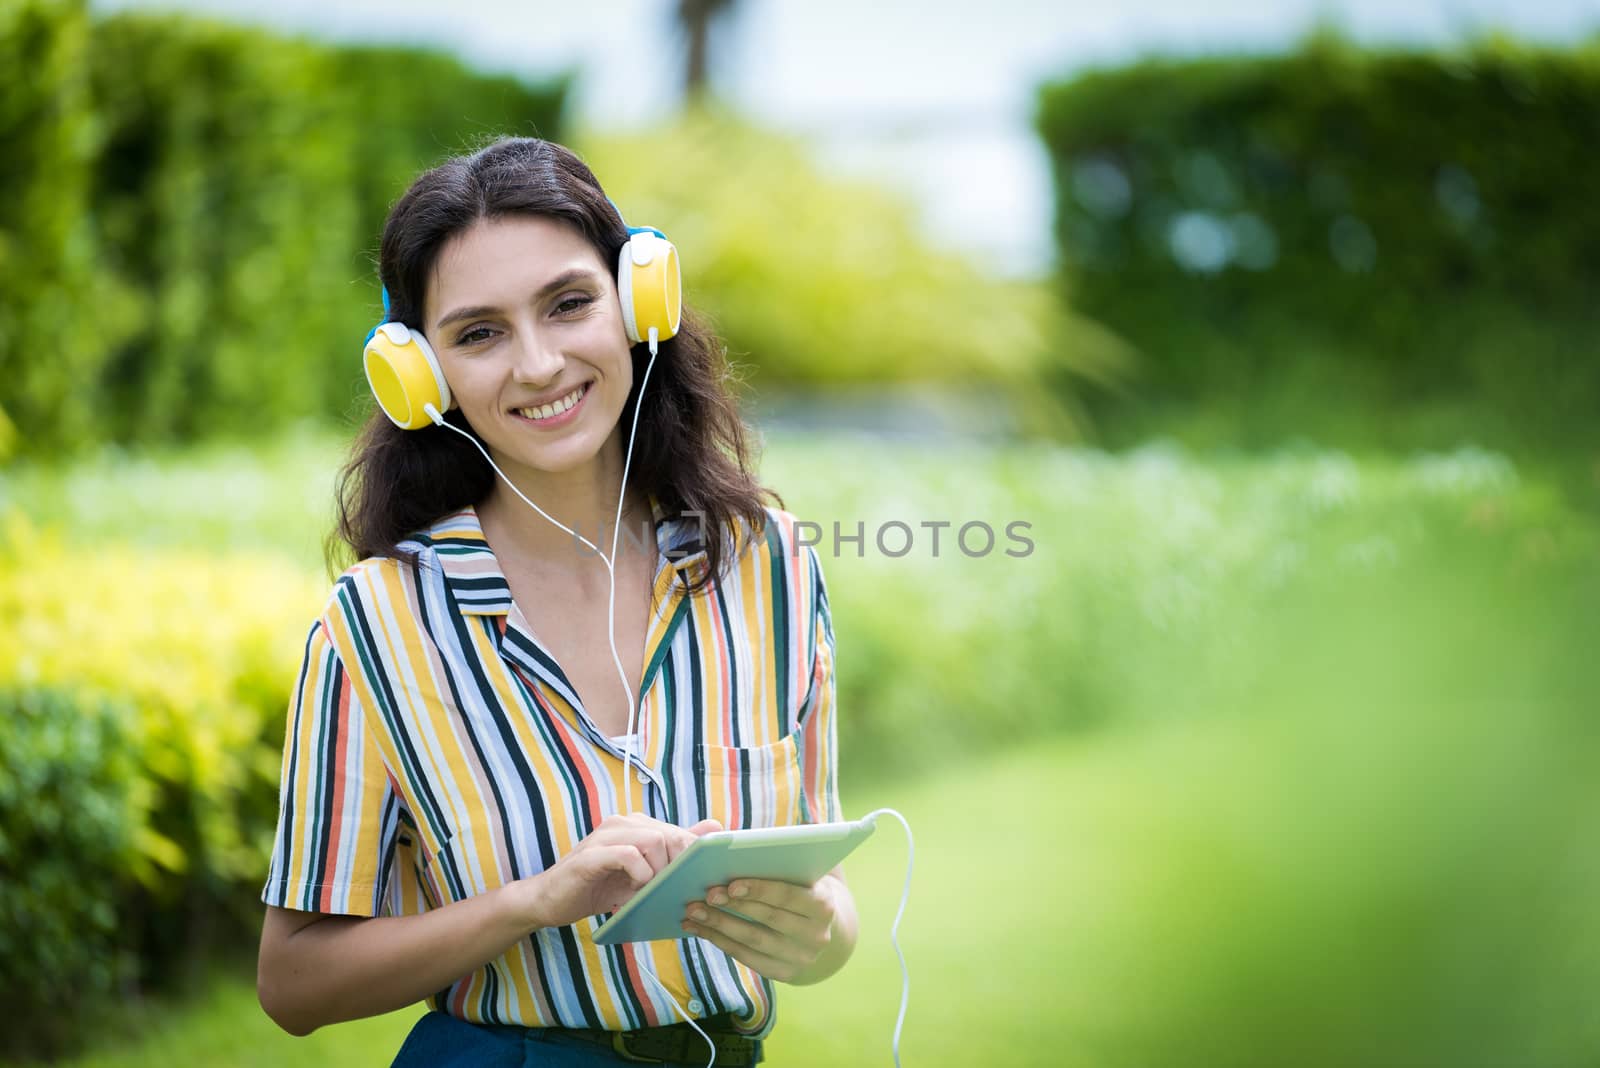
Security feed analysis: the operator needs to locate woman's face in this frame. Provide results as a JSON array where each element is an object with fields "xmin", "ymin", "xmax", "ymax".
[{"xmin": 422, "ymin": 214, "xmax": 633, "ymax": 480}]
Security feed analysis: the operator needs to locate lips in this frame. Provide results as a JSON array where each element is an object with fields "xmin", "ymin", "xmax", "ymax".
[{"xmin": 511, "ymin": 381, "xmax": 592, "ymax": 422}]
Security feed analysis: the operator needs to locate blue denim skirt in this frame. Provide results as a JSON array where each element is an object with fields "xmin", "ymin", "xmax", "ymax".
[{"xmin": 390, "ymin": 1010, "xmax": 731, "ymax": 1067}]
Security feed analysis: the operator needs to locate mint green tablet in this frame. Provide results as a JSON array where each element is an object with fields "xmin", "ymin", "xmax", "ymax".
[{"xmin": 592, "ymin": 820, "xmax": 875, "ymax": 945}]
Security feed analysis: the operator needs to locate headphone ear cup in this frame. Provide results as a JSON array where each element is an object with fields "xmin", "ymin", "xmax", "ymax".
[
  {"xmin": 617, "ymin": 232, "xmax": 682, "ymax": 344},
  {"xmin": 363, "ymin": 322, "xmax": 451, "ymax": 430}
]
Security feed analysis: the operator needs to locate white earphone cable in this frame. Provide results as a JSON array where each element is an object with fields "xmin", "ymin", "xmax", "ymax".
[
  {"xmin": 426, "ymin": 372, "xmax": 916, "ymax": 1065},
  {"xmin": 861, "ymin": 809, "xmax": 914, "ymax": 1068},
  {"xmin": 612, "ymin": 325, "xmax": 661, "ymax": 817},
  {"xmin": 425, "ymin": 327, "xmax": 717, "ymax": 1066},
  {"xmin": 425, "ymin": 340, "xmax": 921, "ymax": 1061},
  {"xmin": 427, "ymin": 372, "xmax": 915, "ymax": 1065}
]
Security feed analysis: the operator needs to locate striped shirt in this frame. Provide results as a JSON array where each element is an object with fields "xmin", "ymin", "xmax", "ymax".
[{"xmin": 260, "ymin": 498, "xmax": 840, "ymax": 1035}]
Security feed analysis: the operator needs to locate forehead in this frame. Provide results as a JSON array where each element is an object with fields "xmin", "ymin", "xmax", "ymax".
[{"xmin": 426, "ymin": 215, "xmax": 606, "ymax": 323}]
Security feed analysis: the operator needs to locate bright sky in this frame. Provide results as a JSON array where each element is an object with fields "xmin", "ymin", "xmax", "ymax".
[{"xmin": 94, "ymin": 0, "xmax": 1600, "ymax": 274}]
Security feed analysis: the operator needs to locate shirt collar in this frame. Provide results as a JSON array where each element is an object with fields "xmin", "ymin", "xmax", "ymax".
[{"xmin": 422, "ymin": 494, "xmax": 709, "ymax": 617}]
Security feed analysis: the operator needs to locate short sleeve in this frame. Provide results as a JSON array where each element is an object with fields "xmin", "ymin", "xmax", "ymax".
[
  {"xmin": 261, "ymin": 618, "xmax": 403, "ymax": 917},
  {"xmin": 794, "ymin": 545, "xmax": 842, "ymax": 824}
]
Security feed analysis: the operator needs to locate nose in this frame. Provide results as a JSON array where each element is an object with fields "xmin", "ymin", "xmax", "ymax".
[{"xmin": 507, "ymin": 322, "xmax": 565, "ymax": 385}]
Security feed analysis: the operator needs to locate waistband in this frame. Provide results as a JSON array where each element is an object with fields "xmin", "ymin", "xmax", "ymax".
[{"xmin": 488, "ymin": 1013, "xmax": 763, "ymax": 1066}]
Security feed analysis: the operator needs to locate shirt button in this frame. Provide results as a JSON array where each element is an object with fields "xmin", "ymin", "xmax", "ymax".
[
  {"xmin": 636, "ymin": 770, "xmax": 650, "ymax": 785},
  {"xmin": 687, "ymin": 999, "xmax": 705, "ymax": 1015}
]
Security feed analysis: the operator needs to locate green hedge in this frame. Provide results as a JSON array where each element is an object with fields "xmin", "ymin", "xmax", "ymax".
[
  {"xmin": 0, "ymin": 0, "xmax": 129, "ymax": 459},
  {"xmin": 1036, "ymin": 30, "xmax": 1600, "ymax": 451},
  {"xmin": 0, "ymin": 517, "xmax": 324, "ymax": 1059},
  {"xmin": 0, "ymin": 0, "xmax": 567, "ymax": 455},
  {"xmin": 0, "ymin": 688, "xmax": 140, "ymax": 1061}
]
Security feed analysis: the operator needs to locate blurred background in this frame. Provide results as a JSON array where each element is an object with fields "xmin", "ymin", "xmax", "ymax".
[{"xmin": 3, "ymin": 0, "xmax": 1599, "ymax": 1065}]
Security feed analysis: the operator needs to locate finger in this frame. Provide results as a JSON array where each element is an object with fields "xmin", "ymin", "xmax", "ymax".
[
  {"xmin": 664, "ymin": 826, "xmax": 703, "ymax": 863},
  {"xmin": 594, "ymin": 817, "xmax": 697, "ymax": 851},
  {"xmin": 606, "ymin": 828, "xmax": 662, "ymax": 874},
  {"xmin": 660, "ymin": 817, "xmax": 721, "ymax": 864},
  {"xmin": 696, "ymin": 897, "xmax": 818, "ymax": 940},
  {"xmin": 596, "ymin": 812, "xmax": 651, "ymax": 838},
  {"xmin": 682, "ymin": 919, "xmax": 799, "ymax": 982},
  {"xmin": 652, "ymin": 824, "xmax": 699, "ymax": 872},
  {"xmin": 643, "ymin": 829, "xmax": 676, "ymax": 873},
  {"xmin": 585, "ymin": 816, "xmax": 640, "ymax": 846},
  {"xmin": 600, "ymin": 812, "xmax": 660, "ymax": 841},
  {"xmin": 722, "ymin": 878, "xmax": 828, "ymax": 921},
  {"xmin": 594, "ymin": 844, "xmax": 654, "ymax": 887},
  {"xmin": 684, "ymin": 902, "xmax": 817, "ymax": 964}
]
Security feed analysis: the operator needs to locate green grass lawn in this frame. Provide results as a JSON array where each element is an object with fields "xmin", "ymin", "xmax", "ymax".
[{"xmin": 38, "ymin": 979, "xmax": 424, "ymax": 1068}]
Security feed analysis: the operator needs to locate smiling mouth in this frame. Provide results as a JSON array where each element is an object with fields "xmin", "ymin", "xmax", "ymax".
[{"xmin": 512, "ymin": 382, "xmax": 591, "ymax": 422}]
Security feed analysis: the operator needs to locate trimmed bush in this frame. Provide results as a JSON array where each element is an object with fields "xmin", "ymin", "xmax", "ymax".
[
  {"xmin": 1036, "ymin": 30, "xmax": 1600, "ymax": 451},
  {"xmin": 0, "ymin": 0, "xmax": 568, "ymax": 455},
  {"xmin": 0, "ymin": 688, "xmax": 140, "ymax": 1061},
  {"xmin": 0, "ymin": 516, "xmax": 324, "ymax": 1053},
  {"xmin": 0, "ymin": 0, "xmax": 141, "ymax": 459}
]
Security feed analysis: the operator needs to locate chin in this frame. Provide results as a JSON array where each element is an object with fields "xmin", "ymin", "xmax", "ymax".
[{"xmin": 508, "ymin": 437, "xmax": 604, "ymax": 475}]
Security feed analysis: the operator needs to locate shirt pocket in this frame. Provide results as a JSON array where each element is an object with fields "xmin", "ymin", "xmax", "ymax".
[{"xmin": 692, "ymin": 733, "xmax": 804, "ymax": 831}]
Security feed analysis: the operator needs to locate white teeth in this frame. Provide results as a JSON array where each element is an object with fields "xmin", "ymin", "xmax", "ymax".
[{"xmin": 517, "ymin": 384, "xmax": 586, "ymax": 421}]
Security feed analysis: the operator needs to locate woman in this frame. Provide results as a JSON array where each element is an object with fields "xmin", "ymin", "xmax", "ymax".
[{"xmin": 256, "ymin": 137, "xmax": 856, "ymax": 1066}]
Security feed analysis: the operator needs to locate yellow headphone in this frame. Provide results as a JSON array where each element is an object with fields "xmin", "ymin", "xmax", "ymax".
[{"xmin": 362, "ymin": 219, "xmax": 682, "ymax": 430}]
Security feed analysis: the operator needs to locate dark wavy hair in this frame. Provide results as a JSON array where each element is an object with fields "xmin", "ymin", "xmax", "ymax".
[{"xmin": 330, "ymin": 137, "xmax": 779, "ymax": 596}]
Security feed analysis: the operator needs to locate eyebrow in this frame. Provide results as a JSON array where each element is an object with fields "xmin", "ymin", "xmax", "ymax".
[{"xmin": 433, "ymin": 268, "xmax": 603, "ymax": 333}]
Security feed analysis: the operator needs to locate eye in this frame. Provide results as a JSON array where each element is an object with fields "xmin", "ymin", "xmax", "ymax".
[
  {"xmin": 456, "ymin": 325, "xmax": 494, "ymax": 346},
  {"xmin": 554, "ymin": 295, "xmax": 594, "ymax": 316}
]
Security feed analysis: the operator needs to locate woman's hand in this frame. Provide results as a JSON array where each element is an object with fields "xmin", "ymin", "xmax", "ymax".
[
  {"xmin": 681, "ymin": 871, "xmax": 857, "ymax": 984},
  {"xmin": 523, "ymin": 814, "xmax": 722, "ymax": 931}
]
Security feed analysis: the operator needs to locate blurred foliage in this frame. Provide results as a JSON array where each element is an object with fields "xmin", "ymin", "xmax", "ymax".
[
  {"xmin": 579, "ymin": 109, "xmax": 1131, "ymax": 438},
  {"xmin": 765, "ymin": 436, "xmax": 1599, "ymax": 778},
  {"xmin": 2, "ymin": 1, "xmax": 1127, "ymax": 457},
  {"xmin": 0, "ymin": 957, "xmax": 425, "ymax": 1068},
  {"xmin": 0, "ymin": 0, "xmax": 134, "ymax": 458},
  {"xmin": 1053, "ymin": 539, "xmax": 1600, "ymax": 1068},
  {"xmin": 7, "ymin": 483, "xmax": 1599, "ymax": 1065},
  {"xmin": 8, "ymin": 431, "xmax": 1595, "ymax": 778},
  {"xmin": 0, "ymin": 688, "xmax": 140, "ymax": 1061},
  {"xmin": 0, "ymin": 0, "xmax": 567, "ymax": 456},
  {"xmin": 1036, "ymin": 29, "xmax": 1600, "ymax": 453},
  {"xmin": 779, "ymin": 529, "xmax": 1600, "ymax": 1067},
  {"xmin": 2, "ymin": 434, "xmax": 1597, "ymax": 1061},
  {"xmin": 0, "ymin": 433, "xmax": 341, "ymax": 566},
  {"xmin": 0, "ymin": 516, "xmax": 323, "ymax": 1058}
]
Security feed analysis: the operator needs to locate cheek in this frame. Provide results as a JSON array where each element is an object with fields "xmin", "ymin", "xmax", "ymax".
[
  {"xmin": 441, "ymin": 362, "xmax": 496, "ymax": 410},
  {"xmin": 581, "ymin": 309, "xmax": 630, "ymax": 352},
  {"xmin": 577, "ymin": 322, "xmax": 635, "ymax": 388}
]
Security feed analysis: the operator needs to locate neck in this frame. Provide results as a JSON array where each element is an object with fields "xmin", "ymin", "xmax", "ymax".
[{"xmin": 476, "ymin": 431, "xmax": 655, "ymax": 571}]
